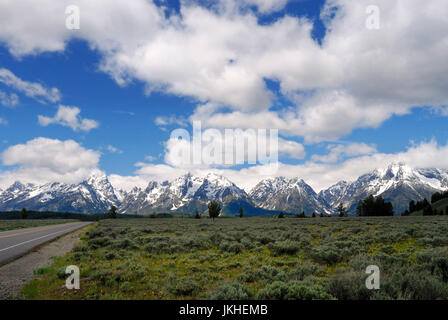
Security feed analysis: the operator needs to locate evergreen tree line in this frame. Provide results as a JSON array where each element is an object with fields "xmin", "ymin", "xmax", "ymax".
[
  {"xmin": 356, "ymin": 195, "xmax": 394, "ymax": 216},
  {"xmin": 407, "ymin": 198, "xmax": 430, "ymax": 214},
  {"xmin": 431, "ymin": 191, "xmax": 448, "ymax": 204},
  {"xmin": 403, "ymin": 190, "xmax": 448, "ymax": 216}
]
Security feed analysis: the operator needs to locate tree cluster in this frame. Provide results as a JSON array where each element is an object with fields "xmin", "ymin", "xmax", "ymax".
[
  {"xmin": 405, "ymin": 190, "xmax": 448, "ymax": 216},
  {"xmin": 408, "ymin": 198, "xmax": 430, "ymax": 214},
  {"xmin": 431, "ymin": 191, "xmax": 448, "ymax": 204},
  {"xmin": 356, "ymin": 195, "xmax": 394, "ymax": 216}
]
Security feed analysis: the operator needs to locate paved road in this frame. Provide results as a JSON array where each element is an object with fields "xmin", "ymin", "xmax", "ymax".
[{"xmin": 0, "ymin": 222, "xmax": 92, "ymax": 266}]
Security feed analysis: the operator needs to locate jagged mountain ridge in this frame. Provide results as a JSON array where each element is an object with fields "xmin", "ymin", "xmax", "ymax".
[
  {"xmin": 1, "ymin": 162, "xmax": 448, "ymax": 215},
  {"xmin": 119, "ymin": 173, "xmax": 256, "ymax": 215},
  {"xmin": 249, "ymin": 177, "xmax": 332, "ymax": 215},
  {"xmin": 318, "ymin": 162, "xmax": 448, "ymax": 214}
]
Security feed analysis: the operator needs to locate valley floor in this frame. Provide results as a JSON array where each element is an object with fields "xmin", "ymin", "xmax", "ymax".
[{"xmin": 21, "ymin": 216, "xmax": 448, "ymax": 300}]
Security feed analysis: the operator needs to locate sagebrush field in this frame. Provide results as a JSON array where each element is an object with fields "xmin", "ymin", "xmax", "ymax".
[
  {"xmin": 23, "ymin": 216, "xmax": 448, "ymax": 300},
  {"xmin": 0, "ymin": 219, "xmax": 77, "ymax": 232}
]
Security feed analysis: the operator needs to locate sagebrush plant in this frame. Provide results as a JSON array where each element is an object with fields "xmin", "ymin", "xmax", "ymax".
[{"xmin": 22, "ymin": 216, "xmax": 448, "ymax": 300}]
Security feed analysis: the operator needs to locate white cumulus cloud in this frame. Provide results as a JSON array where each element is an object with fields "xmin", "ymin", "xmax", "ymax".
[
  {"xmin": 0, "ymin": 137, "xmax": 101, "ymax": 188},
  {"xmin": 38, "ymin": 105, "xmax": 99, "ymax": 132}
]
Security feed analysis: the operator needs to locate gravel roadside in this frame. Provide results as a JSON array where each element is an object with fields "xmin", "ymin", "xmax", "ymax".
[{"xmin": 0, "ymin": 226, "xmax": 88, "ymax": 300}]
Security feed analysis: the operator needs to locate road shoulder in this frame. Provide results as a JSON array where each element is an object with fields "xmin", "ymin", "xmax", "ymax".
[{"xmin": 0, "ymin": 226, "xmax": 89, "ymax": 300}]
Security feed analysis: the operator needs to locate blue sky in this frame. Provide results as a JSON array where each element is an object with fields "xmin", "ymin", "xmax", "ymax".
[{"xmin": 0, "ymin": 0, "xmax": 447, "ymax": 191}]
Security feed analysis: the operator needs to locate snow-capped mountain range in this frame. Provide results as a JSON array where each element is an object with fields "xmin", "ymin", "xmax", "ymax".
[
  {"xmin": 1, "ymin": 162, "xmax": 447, "ymax": 215},
  {"xmin": 318, "ymin": 162, "xmax": 448, "ymax": 214}
]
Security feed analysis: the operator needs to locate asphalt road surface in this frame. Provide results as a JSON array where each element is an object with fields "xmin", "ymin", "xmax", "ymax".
[{"xmin": 0, "ymin": 222, "xmax": 92, "ymax": 266}]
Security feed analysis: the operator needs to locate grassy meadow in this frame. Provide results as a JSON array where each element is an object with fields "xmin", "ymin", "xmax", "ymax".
[
  {"xmin": 0, "ymin": 219, "xmax": 78, "ymax": 232},
  {"xmin": 22, "ymin": 216, "xmax": 448, "ymax": 300}
]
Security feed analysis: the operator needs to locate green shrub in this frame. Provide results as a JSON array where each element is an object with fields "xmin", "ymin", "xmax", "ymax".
[
  {"xmin": 88, "ymin": 236, "xmax": 112, "ymax": 249},
  {"xmin": 431, "ymin": 257, "xmax": 448, "ymax": 282},
  {"xmin": 238, "ymin": 265, "xmax": 287, "ymax": 283},
  {"xmin": 105, "ymin": 252, "xmax": 116, "ymax": 260},
  {"xmin": 257, "ymin": 281, "xmax": 334, "ymax": 300},
  {"xmin": 269, "ymin": 241, "xmax": 300, "ymax": 256},
  {"xmin": 34, "ymin": 267, "xmax": 53, "ymax": 275},
  {"xmin": 56, "ymin": 267, "xmax": 67, "ymax": 280},
  {"xmin": 219, "ymin": 241, "xmax": 243, "ymax": 254},
  {"xmin": 386, "ymin": 271, "xmax": 448, "ymax": 300},
  {"xmin": 208, "ymin": 282, "xmax": 251, "ymax": 300},
  {"xmin": 327, "ymin": 272, "xmax": 372, "ymax": 300},
  {"xmin": 112, "ymin": 238, "xmax": 137, "ymax": 249},
  {"xmin": 311, "ymin": 246, "xmax": 343, "ymax": 265},
  {"xmin": 289, "ymin": 264, "xmax": 319, "ymax": 281},
  {"xmin": 73, "ymin": 243, "xmax": 88, "ymax": 252},
  {"xmin": 416, "ymin": 248, "xmax": 448, "ymax": 264},
  {"xmin": 166, "ymin": 277, "xmax": 200, "ymax": 297}
]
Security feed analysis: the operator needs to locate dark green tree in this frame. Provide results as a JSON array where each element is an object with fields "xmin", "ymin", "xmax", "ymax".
[
  {"xmin": 409, "ymin": 200, "xmax": 416, "ymax": 213},
  {"xmin": 108, "ymin": 205, "xmax": 117, "ymax": 219},
  {"xmin": 296, "ymin": 211, "xmax": 305, "ymax": 218},
  {"xmin": 194, "ymin": 208, "xmax": 201, "ymax": 219},
  {"xmin": 208, "ymin": 201, "xmax": 221, "ymax": 221},
  {"xmin": 239, "ymin": 207, "xmax": 244, "ymax": 218},
  {"xmin": 20, "ymin": 208, "xmax": 28, "ymax": 219},
  {"xmin": 423, "ymin": 205, "xmax": 433, "ymax": 216},
  {"xmin": 278, "ymin": 211, "xmax": 285, "ymax": 219},
  {"xmin": 311, "ymin": 212, "xmax": 316, "ymax": 218},
  {"xmin": 337, "ymin": 203, "xmax": 346, "ymax": 217}
]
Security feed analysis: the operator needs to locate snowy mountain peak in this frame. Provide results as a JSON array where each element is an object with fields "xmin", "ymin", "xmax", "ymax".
[
  {"xmin": 250, "ymin": 176, "xmax": 331, "ymax": 215},
  {"xmin": 204, "ymin": 173, "xmax": 234, "ymax": 187},
  {"xmin": 319, "ymin": 162, "xmax": 448, "ymax": 214},
  {"xmin": 375, "ymin": 161, "xmax": 415, "ymax": 180},
  {"xmin": 7, "ymin": 181, "xmax": 31, "ymax": 192}
]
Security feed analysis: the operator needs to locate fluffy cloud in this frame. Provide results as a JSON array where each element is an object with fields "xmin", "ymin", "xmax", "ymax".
[
  {"xmin": 1, "ymin": 1, "xmax": 446, "ymax": 142},
  {"xmin": 0, "ymin": 0, "xmax": 331, "ymax": 113},
  {"xmin": 189, "ymin": 88, "xmax": 410, "ymax": 144},
  {"xmin": 0, "ymin": 90, "xmax": 19, "ymax": 107},
  {"xmin": 38, "ymin": 105, "xmax": 99, "ymax": 132},
  {"xmin": 311, "ymin": 142, "xmax": 377, "ymax": 163},
  {"xmin": 278, "ymin": 138, "xmax": 306, "ymax": 159},
  {"xmin": 0, "ymin": 137, "xmax": 101, "ymax": 188},
  {"xmin": 0, "ymin": 68, "xmax": 61, "ymax": 103},
  {"xmin": 162, "ymin": 126, "xmax": 303, "ymax": 168},
  {"xmin": 0, "ymin": 117, "xmax": 7, "ymax": 126}
]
